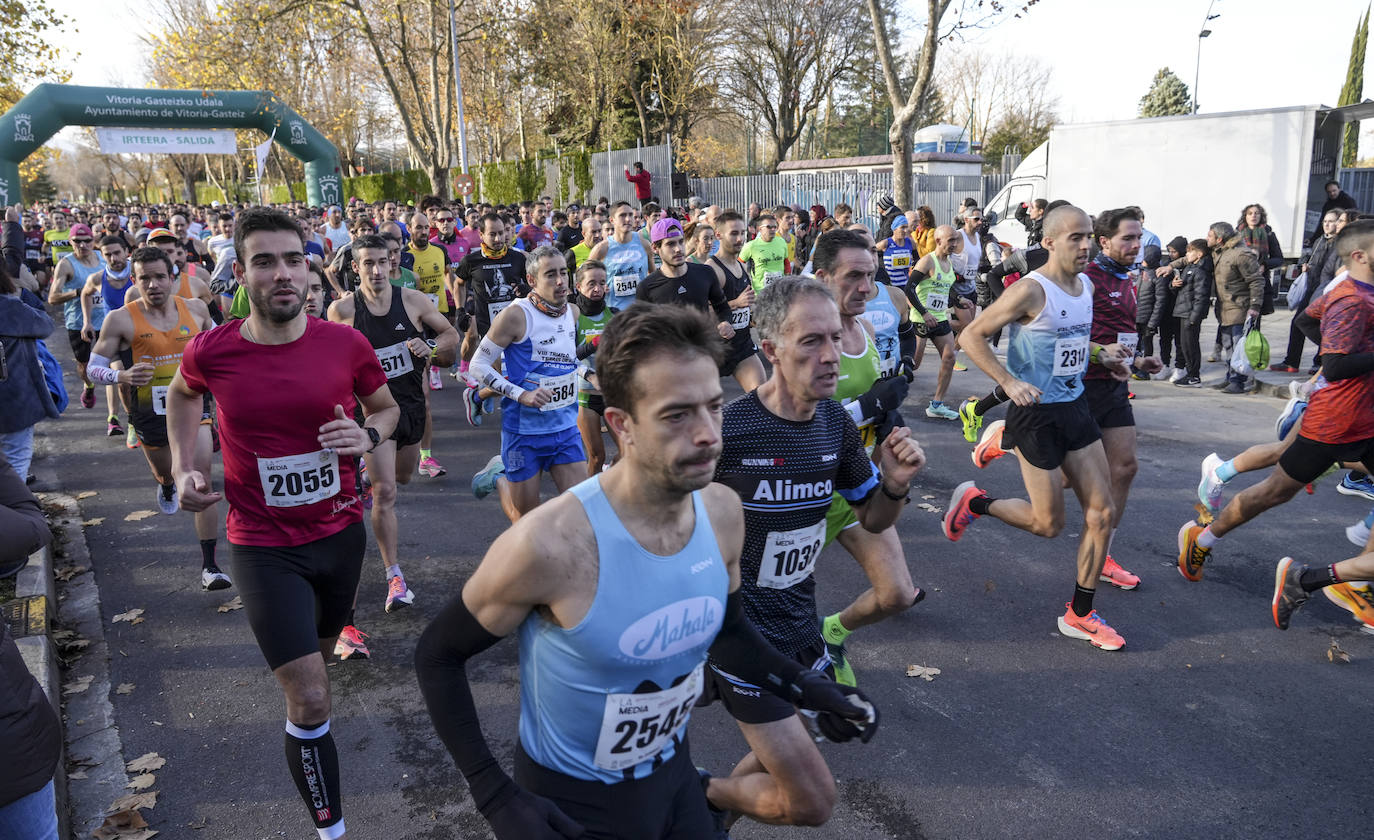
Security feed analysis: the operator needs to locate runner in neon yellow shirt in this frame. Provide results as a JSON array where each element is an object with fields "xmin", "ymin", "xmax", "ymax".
[{"xmin": 739, "ymin": 213, "xmax": 788, "ymax": 293}]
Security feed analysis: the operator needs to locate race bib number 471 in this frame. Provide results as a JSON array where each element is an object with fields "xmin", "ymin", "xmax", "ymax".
[
  {"xmin": 257, "ymin": 450, "xmax": 340, "ymax": 508},
  {"xmin": 593, "ymin": 664, "xmax": 702, "ymax": 771}
]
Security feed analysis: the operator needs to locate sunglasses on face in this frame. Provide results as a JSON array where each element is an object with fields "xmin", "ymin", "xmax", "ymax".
[{"xmin": 73, "ymin": 238, "xmax": 92, "ymax": 244}]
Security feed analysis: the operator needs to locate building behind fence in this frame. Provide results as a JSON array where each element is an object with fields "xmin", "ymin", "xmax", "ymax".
[{"xmin": 688, "ymin": 172, "xmax": 1012, "ymax": 231}]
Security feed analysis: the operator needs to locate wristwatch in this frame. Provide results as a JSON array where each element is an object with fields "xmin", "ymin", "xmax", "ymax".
[{"xmin": 365, "ymin": 426, "xmax": 382, "ymax": 452}]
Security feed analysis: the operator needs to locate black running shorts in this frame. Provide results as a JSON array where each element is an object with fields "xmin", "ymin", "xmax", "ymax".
[
  {"xmin": 1083, "ymin": 378, "xmax": 1134, "ymax": 429},
  {"xmin": 1278, "ymin": 434, "xmax": 1374, "ymax": 485},
  {"xmin": 229, "ymin": 521, "xmax": 366, "ymax": 670},
  {"xmin": 913, "ymin": 318, "xmax": 952, "ymax": 339},
  {"xmin": 67, "ymin": 328, "xmax": 91, "ymax": 365},
  {"xmin": 706, "ymin": 639, "xmax": 834, "ymax": 725},
  {"xmin": 513, "ymin": 739, "xmax": 715, "ymax": 839},
  {"xmin": 391, "ymin": 399, "xmax": 426, "ymax": 448},
  {"xmin": 718, "ymin": 344, "xmax": 760, "ymax": 378},
  {"xmin": 1003, "ymin": 396, "xmax": 1102, "ymax": 471}
]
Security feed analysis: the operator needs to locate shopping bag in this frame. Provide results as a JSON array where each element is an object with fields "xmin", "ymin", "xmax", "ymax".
[{"xmin": 1286, "ymin": 271, "xmax": 1308, "ymax": 309}]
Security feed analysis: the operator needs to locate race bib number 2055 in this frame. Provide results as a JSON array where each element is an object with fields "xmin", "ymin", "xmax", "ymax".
[{"xmin": 257, "ymin": 450, "xmax": 340, "ymax": 508}]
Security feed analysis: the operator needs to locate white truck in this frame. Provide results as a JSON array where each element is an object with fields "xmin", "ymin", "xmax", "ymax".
[{"xmin": 984, "ymin": 105, "xmax": 1360, "ymax": 258}]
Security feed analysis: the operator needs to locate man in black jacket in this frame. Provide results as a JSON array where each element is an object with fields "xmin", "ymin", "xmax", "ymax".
[
  {"xmin": 1322, "ymin": 180, "xmax": 1358, "ymax": 216},
  {"xmin": 0, "ymin": 450, "xmax": 59, "ymax": 839}
]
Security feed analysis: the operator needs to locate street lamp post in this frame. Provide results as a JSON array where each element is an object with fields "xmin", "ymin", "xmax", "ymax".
[
  {"xmin": 449, "ymin": 0, "xmax": 470, "ymax": 175},
  {"xmin": 1194, "ymin": 0, "xmax": 1222, "ymax": 114}
]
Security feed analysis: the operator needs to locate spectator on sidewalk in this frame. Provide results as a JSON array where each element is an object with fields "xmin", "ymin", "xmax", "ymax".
[
  {"xmin": 0, "ymin": 447, "xmax": 58, "ymax": 840},
  {"xmin": 0, "ymin": 260, "xmax": 58, "ymax": 480},
  {"xmin": 1209, "ymin": 222, "xmax": 1266, "ymax": 393},
  {"xmin": 1170, "ymin": 238, "xmax": 1214, "ymax": 387},
  {"xmin": 1273, "ymin": 209, "xmax": 1341, "ymax": 372},
  {"xmin": 910, "ymin": 205, "xmax": 937, "ymax": 257},
  {"xmin": 623, "ymin": 161, "xmax": 652, "ymax": 206},
  {"xmin": 1322, "ymin": 179, "xmax": 1358, "ymax": 216},
  {"xmin": 1014, "ymin": 198, "xmax": 1047, "ymax": 247}
]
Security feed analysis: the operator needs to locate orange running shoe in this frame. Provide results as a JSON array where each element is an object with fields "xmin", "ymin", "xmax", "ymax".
[
  {"xmin": 1099, "ymin": 555, "xmax": 1140, "ymax": 590},
  {"xmin": 943, "ymin": 480, "xmax": 986, "ymax": 541},
  {"xmin": 1057, "ymin": 604, "xmax": 1125, "ymax": 650},
  {"xmin": 972, "ymin": 420, "xmax": 1007, "ymax": 469},
  {"xmin": 1323, "ymin": 582, "xmax": 1374, "ymax": 633},
  {"xmin": 1177, "ymin": 521, "xmax": 1210, "ymax": 582}
]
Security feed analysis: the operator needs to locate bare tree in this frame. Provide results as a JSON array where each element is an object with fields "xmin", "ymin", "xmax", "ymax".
[
  {"xmin": 730, "ymin": 0, "xmax": 868, "ymax": 171},
  {"xmin": 936, "ymin": 47, "xmax": 1057, "ymax": 145}
]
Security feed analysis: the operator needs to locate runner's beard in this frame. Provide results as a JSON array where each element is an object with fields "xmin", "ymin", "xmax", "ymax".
[{"xmin": 249, "ymin": 283, "xmax": 305, "ymax": 323}]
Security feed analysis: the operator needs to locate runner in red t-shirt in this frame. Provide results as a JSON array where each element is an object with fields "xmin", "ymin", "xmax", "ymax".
[
  {"xmin": 166, "ymin": 207, "xmax": 398, "ymax": 840},
  {"xmin": 1180, "ymin": 221, "xmax": 1374, "ymax": 627}
]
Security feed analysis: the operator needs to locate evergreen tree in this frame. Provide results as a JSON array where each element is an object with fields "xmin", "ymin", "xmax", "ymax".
[
  {"xmin": 1339, "ymin": 5, "xmax": 1370, "ymax": 167},
  {"xmin": 23, "ymin": 164, "xmax": 56, "ymax": 202},
  {"xmin": 1138, "ymin": 68, "xmax": 1193, "ymax": 118}
]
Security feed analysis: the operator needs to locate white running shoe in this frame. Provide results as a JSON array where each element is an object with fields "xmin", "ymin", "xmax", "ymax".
[
  {"xmin": 1198, "ymin": 453, "xmax": 1225, "ymax": 515},
  {"xmin": 201, "ymin": 567, "xmax": 232, "ymax": 591},
  {"xmin": 156, "ymin": 483, "xmax": 179, "ymax": 515}
]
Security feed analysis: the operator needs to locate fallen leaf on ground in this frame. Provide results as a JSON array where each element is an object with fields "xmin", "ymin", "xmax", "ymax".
[
  {"xmin": 127, "ymin": 773, "xmax": 156, "ymax": 790},
  {"xmin": 125, "ymin": 752, "xmax": 166, "ymax": 773},
  {"xmin": 906, "ymin": 664, "xmax": 941, "ymax": 681},
  {"xmin": 116, "ymin": 683, "xmax": 135, "ymax": 695},
  {"xmin": 124, "ymin": 510, "xmax": 157, "ymax": 522},
  {"xmin": 985, "ymin": 580, "xmax": 996, "ymax": 594},
  {"xmin": 130, "ymin": 617, "xmax": 144, "ymax": 625},
  {"xmin": 81, "ymin": 518, "xmax": 105, "ymax": 527},
  {"xmin": 113, "ymin": 608, "xmax": 145, "ymax": 624},
  {"xmin": 216, "ymin": 596, "xmax": 243, "ymax": 613},
  {"xmin": 920, "ymin": 494, "xmax": 935, "ymax": 500},
  {"xmin": 76, "ymin": 490, "xmax": 98, "ymax": 500},
  {"xmin": 1329, "ymin": 638, "xmax": 1351, "ymax": 664},
  {"xmin": 62, "ymin": 675, "xmax": 94, "ymax": 695},
  {"xmin": 55, "ymin": 565, "xmax": 88, "ymax": 581},
  {"xmin": 916, "ymin": 503, "xmax": 942, "ymax": 513}
]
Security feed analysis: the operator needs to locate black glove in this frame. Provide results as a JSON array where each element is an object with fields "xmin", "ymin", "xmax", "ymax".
[
  {"xmin": 854, "ymin": 375, "xmax": 909, "ymax": 423},
  {"xmin": 874, "ymin": 408, "xmax": 906, "ymax": 449},
  {"xmin": 485, "ymin": 784, "xmax": 585, "ymax": 839},
  {"xmin": 897, "ymin": 356, "xmax": 917, "ymax": 382},
  {"xmin": 456, "ymin": 307, "xmax": 472, "ymax": 334},
  {"xmin": 792, "ymin": 670, "xmax": 879, "ymax": 744}
]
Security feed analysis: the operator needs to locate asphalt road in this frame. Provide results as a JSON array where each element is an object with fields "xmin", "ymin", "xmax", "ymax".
[{"xmin": 32, "ymin": 337, "xmax": 1374, "ymax": 840}]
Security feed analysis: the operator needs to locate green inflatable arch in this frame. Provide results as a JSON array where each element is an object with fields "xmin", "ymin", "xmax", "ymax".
[{"xmin": 0, "ymin": 84, "xmax": 342, "ymax": 207}]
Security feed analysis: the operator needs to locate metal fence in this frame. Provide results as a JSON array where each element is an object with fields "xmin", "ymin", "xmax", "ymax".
[
  {"xmin": 688, "ymin": 171, "xmax": 1013, "ymax": 230},
  {"xmin": 1338, "ymin": 167, "xmax": 1374, "ymax": 213},
  {"xmin": 590, "ymin": 142, "xmax": 673, "ymax": 205}
]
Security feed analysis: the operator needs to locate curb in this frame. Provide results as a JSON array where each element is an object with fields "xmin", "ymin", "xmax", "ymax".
[{"xmin": 14, "ymin": 542, "xmax": 71, "ymax": 840}]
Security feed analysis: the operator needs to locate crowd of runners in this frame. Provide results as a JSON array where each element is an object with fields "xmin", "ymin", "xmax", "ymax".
[{"xmin": 4, "ymin": 184, "xmax": 1374, "ymax": 840}]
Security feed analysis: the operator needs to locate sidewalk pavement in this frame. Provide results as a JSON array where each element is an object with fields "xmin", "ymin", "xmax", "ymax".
[{"xmin": 1149, "ymin": 306, "xmax": 1311, "ymax": 399}]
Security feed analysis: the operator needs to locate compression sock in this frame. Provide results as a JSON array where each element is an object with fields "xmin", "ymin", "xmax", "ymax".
[
  {"xmin": 419, "ymin": 448, "xmax": 432, "ymax": 461},
  {"xmin": 968, "ymin": 494, "xmax": 995, "ymax": 516},
  {"xmin": 199, "ymin": 539, "xmax": 217, "ymax": 571},
  {"xmin": 1299, "ymin": 564, "xmax": 1343, "ymax": 592},
  {"xmin": 1197, "ymin": 526, "xmax": 1219, "ymax": 548},
  {"xmin": 284, "ymin": 719, "xmax": 345, "ymax": 839},
  {"xmin": 386, "ymin": 564, "xmax": 402, "ymax": 581},
  {"xmin": 1216, "ymin": 459, "xmax": 1239, "ymax": 483},
  {"xmin": 822, "ymin": 613, "xmax": 852, "ymax": 646},
  {"xmin": 1071, "ymin": 585, "xmax": 1096, "ymax": 617}
]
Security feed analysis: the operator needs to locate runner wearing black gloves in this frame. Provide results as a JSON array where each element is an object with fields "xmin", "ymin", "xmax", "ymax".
[{"xmin": 414, "ymin": 303, "xmax": 875, "ymax": 840}]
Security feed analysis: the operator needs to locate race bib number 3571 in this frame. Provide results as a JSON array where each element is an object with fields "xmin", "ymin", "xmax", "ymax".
[
  {"xmin": 374, "ymin": 342, "xmax": 415, "ymax": 379},
  {"xmin": 593, "ymin": 664, "xmax": 702, "ymax": 771},
  {"xmin": 257, "ymin": 450, "xmax": 340, "ymax": 508}
]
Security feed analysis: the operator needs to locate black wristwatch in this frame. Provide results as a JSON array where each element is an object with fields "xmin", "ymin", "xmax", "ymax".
[{"xmin": 364, "ymin": 426, "xmax": 381, "ymax": 452}]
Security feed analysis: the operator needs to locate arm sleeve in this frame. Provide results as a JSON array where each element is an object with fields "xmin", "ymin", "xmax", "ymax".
[
  {"xmin": 903, "ymin": 272, "xmax": 928, "ymax": 314},
  {"xmin": 898, "ymin": 320, "xmax": 916, "ymax": 360},
  {"xmin": 472, "ymin": 337, "xmax": 526, "ymax": 400},
  {"xmin": 706, "ymin": 590, "xmax": 813, "ymax": 702},
  {"xmin": 1295, "ymin": 308, "xmax": 1323, "ymax": 344},
  {"xmin": 1322, "ymin": 351, "xmax": 1374, "ymax": 380},
  {"xmin": 413, "ymin": 594, "xmax": 518, "ymax": 814},
  {"xmin": 2, "ymin": 220, "xmax": 23, "ymax": 280}
]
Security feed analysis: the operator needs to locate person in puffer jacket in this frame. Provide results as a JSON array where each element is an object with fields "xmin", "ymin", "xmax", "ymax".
[{"xmin": 1169, "ymin": 239, "xmax": 1215, "ymax": 387}]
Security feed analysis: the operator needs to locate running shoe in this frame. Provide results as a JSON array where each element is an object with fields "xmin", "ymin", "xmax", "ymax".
[
  {"xmin": 826, "ymin": 643, "xmax": 856, "ymax": 687},
  {"xmin": 200, "ymin": 565, "xmax": 232, "ymax": 591},
  {"xmin": 156, "ymin": 483, "xmax": 179, "ymax": 515},
  {"xmin": 1177, "ymin": 521, "xmax": 1210, "ymax": 582},
  {"xmin": 925, "ymin": 401, "xmax": 959, "ymax": 420},
  {"xmin": 334, "ymin": 625, "xmax": 370, "ymax": 660},
  {"xmin": 952, "ymin": 360, "xmax": 968, "ymax": 372},
  {"xmin": 1270, "ymin": 557, "xmax": 1309, "ymax": 630},
  {"xmin": 463, "ymin": 384, "xmax": 483, "ymax": 427},
  {"xmin": 418, "ymin": 456, "xmax": 446, "ymax": 478},
  {"xmin": 428, "ymin": 366, "xmax": 443, "ymax": 390},
  {"xmin": 1274, "ymin": 395, "xmax": 1307, "ymax": 441},
  {"xmin": 1130, "ymin": 371, "xmax": 1150, "ymax": 381},
  {"xmin": 385, "ymin": 575, "xmax": 415, "ymax": 613},
  {"xmin": 472, "ymin": 453, "xmax": 505, "ymax": 499},
  {"xmin": 972, "ymin": 420, "xmax": 1006, "ymax": 469},
  {"xmin": 958, "ymin": 396, "xmax": 983, "ymax": 443},
  {"xmin": 1323, "ymin": 582, "xmax": 1374, "ymax": 633},
  {"xmin": 1057, "ymin": 604, "xmax": 1125, "ymax": 650},
  {"xmin": 80, "ymin": 385, "xmax": 95, "ymax": 409},
  {"xmin": 1268, "ymin": 364, "xmax": 1298, "ymax": 373},
  {"xmin": 125, "ymin": 425, "xmax": 139, "ymax": 448},
  {"xmin": 1346, "ymin": 509, "xmax": 1374, "ymax": 547},
  {"xmin": 1336, "ymin": 473, "xmax": 1374, "ymax": 501},
  {"xmin": 1174, "ymin": 376, "xmax": 1203, "ymax": 388},
  {"xmin": 1198, "ymin": 452, "xmax": 1225, "ymax": 514},
  {"xmin": 1099, "ymin": 555, "xmax": 1140, "ymax": 590},
  {"xmin": 942, "ymin": 480, "xmax": 985, "ymax": 542},
  {"xmin": 106, "ymin": 417, "xmax": 123, "ymax": 437}
]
